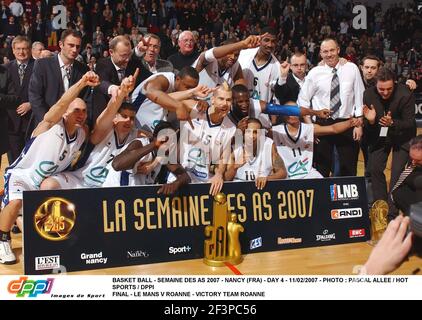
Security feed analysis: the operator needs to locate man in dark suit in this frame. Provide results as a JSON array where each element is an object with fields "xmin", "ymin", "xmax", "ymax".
[
  {"xmin": 5, "ymin": 36, "xmax": 34, "ymax": 163},
  {"xmin": 93, "ymin": 35, "xmax": 151, "ymax": 126},
  {"xmin": 28, "ymin": 29, "xmax": 89, "ymax": 126},
  {"xmin": 0, "ymin": 65, "xmax": 21, "ymax": 168},
  {"xmin": 391, "ymin": 135, "xmax": 422, "ymax": 217},
  {"xmin": 274, "ymin": 52, "xmax": 306, "ymax": 105},
  {"xmin": 363, "ymin": 67, "xmax": 416, "ymax": 218}
]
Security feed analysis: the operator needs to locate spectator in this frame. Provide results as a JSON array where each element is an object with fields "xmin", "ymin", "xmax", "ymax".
[
  {"xmin": 391, "ymin": 135, "xmax": 422, "ymax": 216},
  {"xmin": 167, "ymin": 30, "xmax": 200, "ymax": 73},
  {"xmin": 5, "ymin": 36, "xmax": 34, "ymax": 163},
  {"xmin": 363, "ymin": 67, "xmax": 416, "ymax": 220},
  {"xmin": 29, "ymin": 29, "xmax": 90, "ymax": 125},
  {"xmin": 135, "ymin": 33, "xmax": 173, "ymax": 73},
  {"xmin": 31, "ymin": 41, "xmax": 44, "ymax": 60}
]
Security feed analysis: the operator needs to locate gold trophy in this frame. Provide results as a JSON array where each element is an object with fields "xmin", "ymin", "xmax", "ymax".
[
  {"xmin": 368, "ymin": 200, "xmax": 388, "ymax": 245},
  {"xmin": 204, "ymin": 193, "xmax": 244, "ymax": 266}
]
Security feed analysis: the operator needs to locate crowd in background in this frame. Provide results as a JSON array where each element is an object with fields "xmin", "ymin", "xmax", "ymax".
[{"xmin": 0, "ymin": 0, "xmax": 420, "ymax": 90}]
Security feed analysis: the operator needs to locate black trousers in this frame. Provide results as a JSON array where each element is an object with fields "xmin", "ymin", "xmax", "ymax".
[
  {"xmin": 369, "ymin": 141, "xmax": 409, "ymax": 219},
  {"xmin": 314, "ymin": 118, "xmax": 359, "ymax": 177},
  {"xmin": 7, "ymin": 133, "xmax": 26, "ymax": 164}
]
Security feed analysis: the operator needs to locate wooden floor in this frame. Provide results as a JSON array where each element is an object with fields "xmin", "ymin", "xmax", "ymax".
[
  {"xmin": 1, "ymin": 233, "xmax": 421, "ymax": 275},
  {"xmin": 1, "ymin": 129, "xmax": 421, "ymax": 275}
]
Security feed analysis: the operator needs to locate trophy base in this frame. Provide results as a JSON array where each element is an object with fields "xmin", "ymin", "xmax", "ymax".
[
  {"xmin": 228, "ymin": 256, "xmax": 243, "ymax": 265},
  {"xmin": 367, "ymin": 239, "xmax": 379, "ymax": 246},
  {"xmin": 203, "ymin": 258, "xmax": 227, "ymax": 267}
]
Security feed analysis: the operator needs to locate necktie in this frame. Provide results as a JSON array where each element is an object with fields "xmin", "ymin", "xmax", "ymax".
[
  {"xmin": 64, "ymin": 65, "xmax": 72, "ymax": 82},
  {"xmin": 18, "ymin": 63, "xmax": 26, "ymax": 85},
  {"xmin": 117, "ymin": 69, "xmax": 125, "ymax": 82},
  {"xmin": 330, "ymin": 67, "xmax": 341, "ymax": 119},
  {"xmin": 390, "ymin": 164, "xmax": 415, "ymax": 202}
]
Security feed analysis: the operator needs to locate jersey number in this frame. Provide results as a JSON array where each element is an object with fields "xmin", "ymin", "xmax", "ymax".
[{"xmin": 292, "ymin": 148, "xmax": 302, "ymax": 158}]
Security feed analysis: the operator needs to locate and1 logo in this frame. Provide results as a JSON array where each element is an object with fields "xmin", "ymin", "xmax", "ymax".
[{"xmin": 8, "ymin": 277, "xmax": 54, "ymax": 297}]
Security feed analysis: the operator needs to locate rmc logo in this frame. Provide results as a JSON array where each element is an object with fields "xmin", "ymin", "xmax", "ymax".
[{"xmin": 7, "ymin": 277, "xmax": 54, "ymax": 297}]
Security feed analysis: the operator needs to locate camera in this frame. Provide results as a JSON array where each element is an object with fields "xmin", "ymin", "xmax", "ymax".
[{"xmin": 410, "ymin": 202, "xmax": 422, "ymax": 257}]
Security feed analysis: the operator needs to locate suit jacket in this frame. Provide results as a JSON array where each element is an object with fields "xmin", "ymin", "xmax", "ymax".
[
  {"xmin": 93, "ymin": 55, "xmax": 152, "ymax": 123},
  {"xmin": 363, "ymin": 83, "xmax": 416, "ymax": 148},
  {"xmin": 392, "ymin": 167, "xmax": 422, "ymax": 215},
  {"xmin": 274, "ymin": 73, "xmax": 301, "ymax": 105},
  {"xmin": 28, "ymin": 54, "xmax": 89, "ymax": 125},
  {"xmin": 0, "ymin": 65, "xmax": 21, "ymax": 155},
  {"xmin": 5, "ymin": 59, "xmax": 34, "ymax": 136}
]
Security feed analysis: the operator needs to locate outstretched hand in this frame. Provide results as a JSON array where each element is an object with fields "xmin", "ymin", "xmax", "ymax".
[
  {"xmin": 82, "ymin": 71, "xmax": 100, "ymax": 87},
  {"xmin": 120, "ymin": 68, "xmax": 140, "ymax": 96},
  {"xmin": 137, "ymin": 36, "xmax": 151, "ymax": 53},
  {"xmin": 242, "ymin": 35, "xmax": 261, "ymax": 49},
  {"xmin": 363, "ymin": 215, "xmax": 413, "ymax": 275},
  {"xmin": 316, "ymin": 109, "xmax": 330, "ymax": 119}
]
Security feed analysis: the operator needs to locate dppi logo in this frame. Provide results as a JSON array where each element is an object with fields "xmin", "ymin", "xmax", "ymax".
[
  {"xmin": 330, "ymin": 184, "xmax": 359, "ymax": 201},
  {"xmin": 8, "ymin": 277, "xmax": 54, "ymax": 297}
]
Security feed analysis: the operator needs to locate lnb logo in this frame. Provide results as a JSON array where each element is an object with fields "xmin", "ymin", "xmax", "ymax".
[
  {"xmin": 7, "ymin": 277, "xmax": 54, "ymax": 297},
  {"xmin": 330, "ymin": 184, "xmax": 359, "ymax": 201}
]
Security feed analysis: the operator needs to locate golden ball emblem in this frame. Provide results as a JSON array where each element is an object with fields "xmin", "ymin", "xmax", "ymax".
[
  {"xmin": 214, "ymin": 192, "xmax": 227, "ymax": 205},
  {"xmin": 34, "ymin": 197, "xmax": 76, "ymax": 241}
]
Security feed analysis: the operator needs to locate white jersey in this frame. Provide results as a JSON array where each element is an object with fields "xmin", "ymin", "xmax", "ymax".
[
  {"xmin": 5, "ymin": 119, "xmax": 85, "ymax": 189},
  {"xmin": 192, "ymin": 48, "xmax": 241, "ymax": 88},
  {"xmin": 52, "ymin": 129, "xmax": 137, "ymax": 188},
  {"xmin": 179, "ymin": 109, "xmax": 236, "ymax": 183},
  {"xmin": 131, "ymin": 72, "xmax": 175, "ymax": 132},
  {"xmin": 272, "ymin": 122, "xmax": 317, "ymax": 179},
  {"xmin": 249, "ymin": 98, "xmax": 272, "ymax": 129},
  {"xmin": 102, "ymin": 137, "xmax": 161, "ymax": 187},
  {"xmin": 234, "ymin": 137, "xmax": 274, "ymax": 181},
  {"xmin": 238, "ymin": 47, "xmax": 281, "ymax": 102}
]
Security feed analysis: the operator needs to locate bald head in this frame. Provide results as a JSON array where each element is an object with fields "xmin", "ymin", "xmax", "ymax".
[{"xmin": 320, "ymin": 39, "xmax": 340, "ymax": 67}]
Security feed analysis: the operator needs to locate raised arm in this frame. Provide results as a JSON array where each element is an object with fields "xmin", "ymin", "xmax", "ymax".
[
  {"xmin": 32, "ymin": 71, "xmax": 100, "ymax": 137},
  {"xmin": 90, "ymin": 69, "xmax": 139, "ymax": 144}
]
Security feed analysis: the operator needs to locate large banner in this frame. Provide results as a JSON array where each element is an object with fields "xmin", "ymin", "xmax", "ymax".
[{"xmin": 23, "ymin": 177, "xmax": 370, "ymax": 274}]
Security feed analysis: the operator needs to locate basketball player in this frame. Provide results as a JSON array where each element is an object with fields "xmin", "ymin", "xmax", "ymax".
[
  {"xmin": 229, "ymin": 84, "xmax": 330, "ymax": 129},
  {"xmin": 104, "ymin": 121, "xmax": 190, "ymax": 195},
  {"xmin": 238, "ymin": 27, "xmax": 289, "ymax": 102},
  {"xmin": 0, "ymin": 71, "xmax": 100, "ymax": 264},
  {"xmin": 178, "ymin": 84, "xmax": 237, "ymax": 196},
  {"xmin": 225, "ymin": 118, "xmax": 287, "ymax": 189},
  {"xmin": 270, "ymin": 101, "xmax": 356, "ymax": 179},
  {"xmin": 40, "ymin": 71, "xmax": 139, "ymax": 190},
  {"xmin": 192, "ymin": 35, "xmax": 261, "ymax": 88},
  {"xmin": 131, "ymin": 66, "xmax": 212, "ymax": 132}
]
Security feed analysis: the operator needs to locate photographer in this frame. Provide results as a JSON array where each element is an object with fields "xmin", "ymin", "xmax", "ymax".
[{"xmin": 391, "ymin": 135, "xmax": 422, "ymax": 216}]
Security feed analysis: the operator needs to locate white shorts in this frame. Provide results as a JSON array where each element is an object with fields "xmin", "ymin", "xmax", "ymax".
[
  {"xmin": 303, "ymin": 168, "xmax": 323, "ymax": 179},
  {"xmin": 2, "ymin": 171, "xmax": 36, "ymax": 208}
]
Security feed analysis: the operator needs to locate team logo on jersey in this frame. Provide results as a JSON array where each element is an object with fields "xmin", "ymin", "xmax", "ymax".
[
  {"xmin": 34, "ymin": 197, "xmax": 76, "ymax": 241},
  {"xmin": 330, "ymin": 184, "xmax": 359, "ymax": 201},
  {"xmin": 287, "ymin": 158, "xmax": 309, "ymax": 177}
]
